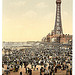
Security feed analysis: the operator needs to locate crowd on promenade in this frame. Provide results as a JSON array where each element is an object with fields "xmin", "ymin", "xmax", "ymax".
[{"xmin": 2, "ymin": 44, "xmax": 72, "ymax": 75}]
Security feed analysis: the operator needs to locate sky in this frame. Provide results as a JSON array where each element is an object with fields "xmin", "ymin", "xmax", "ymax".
[{"xmin": 2, "ymin": 0, "xmax": 72, "ymax": 42}]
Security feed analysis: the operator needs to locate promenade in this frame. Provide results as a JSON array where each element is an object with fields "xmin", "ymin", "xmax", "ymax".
[{"xmin": 2, "ymin": 42, "xmax": 72, "ymax": 75}]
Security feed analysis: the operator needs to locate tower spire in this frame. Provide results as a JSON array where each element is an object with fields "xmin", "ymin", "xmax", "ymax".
[{"xmin": 54, "ymin": 0, "xmax": 63, "ymax": 35}]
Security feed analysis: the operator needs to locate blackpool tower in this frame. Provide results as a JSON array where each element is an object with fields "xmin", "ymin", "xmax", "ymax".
[
  {"xmin": 42, "ymin": 0, "xmax": 72, "ymax": 43},
  {"xmin": 54, "ymin": 0, "xmax": 63, "ymax": 35}
]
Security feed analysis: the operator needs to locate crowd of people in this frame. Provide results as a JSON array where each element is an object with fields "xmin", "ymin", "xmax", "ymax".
[{"xmin": 2, "ymin": 43, "xmax": 72, "ymax": 75}]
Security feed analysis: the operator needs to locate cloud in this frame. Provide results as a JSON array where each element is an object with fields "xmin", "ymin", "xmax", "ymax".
[
  {"xmin": 22, "ymin": 10, "xmax": 37, "ymax": 18},
  {"xmin": 43, "ymin": 12, "xmax": 55, "ymax": 21},
  {"xmin": 62, "ymin": 11, "xmax": 70, "ymax": 21},
  {"xmin": 63, "ymin": 11, "xmax": 69, "ymax": 16},
  {"xmin": 36, "ymin": 2, "xmax": 48, "ymax": 8},
  {"xmin": 10, "ymin": 0, "xmax": 26, "ymax": 7}
]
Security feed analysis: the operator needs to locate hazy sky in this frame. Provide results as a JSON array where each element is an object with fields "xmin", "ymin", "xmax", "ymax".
[{"xmin": 2, "ymin": 0, "xmax": 72, "ymax": 42}]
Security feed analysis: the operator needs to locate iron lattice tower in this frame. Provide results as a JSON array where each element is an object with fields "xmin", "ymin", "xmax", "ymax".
[{"xmin": 54, "ymin": 0, "xmax": 63, "ymax": 35}]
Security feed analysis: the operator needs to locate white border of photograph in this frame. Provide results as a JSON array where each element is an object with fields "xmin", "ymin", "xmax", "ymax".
[
  {"xmin": 73, "ymin": 0, "xmax": 75, "ymax": 75},
  {"xmin": 0, "ymin": 0, "xmax": 2, "ymax": 74}
]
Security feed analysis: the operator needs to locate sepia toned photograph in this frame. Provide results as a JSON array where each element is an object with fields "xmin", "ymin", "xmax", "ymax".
[{"xmin": 2, "ymin": 0, "xmax": 72, "ymax": 75}]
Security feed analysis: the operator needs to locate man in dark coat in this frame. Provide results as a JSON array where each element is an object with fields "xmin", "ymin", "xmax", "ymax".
[
  {"xmin": 70, "ymin": 68, "xmax": 72, "ymax": 75},
  {"xmin": 29, "ymin": 69, "xmax": 32, "ymax": 75},
  {"xmin": 20, "ymin": 61, "xmax": 22, "ymax": 68},
  {"xmin": 25, "ymin": 68, "xmax": 27, "ymax": 73},
  {"xmin": 55, "ymin": 67, "xmax": 57, "ymax": 73},
  {"xmin": 20, "ymin": 71, "xmax": 22, "ymax": 75},
  {"xmin": 50, "ymin": 71, "xmax": 52, "ymax": 75}
]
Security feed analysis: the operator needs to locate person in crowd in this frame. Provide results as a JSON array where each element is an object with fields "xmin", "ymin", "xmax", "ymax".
[
  {"xmin": 20, "ymin": 60, "xmax": 23, "ymax": 68},
  {"xmin": 20, "ymin": 71, "xmax": 22, "ymax": 75},
  {"xmin": 50, "ymin": 70, "xmax": 52, "ymax": 75},
  {"xmin": 40, "ymin": 68, "xmax": 42, "ymax": 75},
  {"xmin": 55, "ymin": 66, "xmax": 57, "ymax": 73},
  {"xmin": 70, "ymin": 68, "xmax": 72, "ymax": 75}
]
